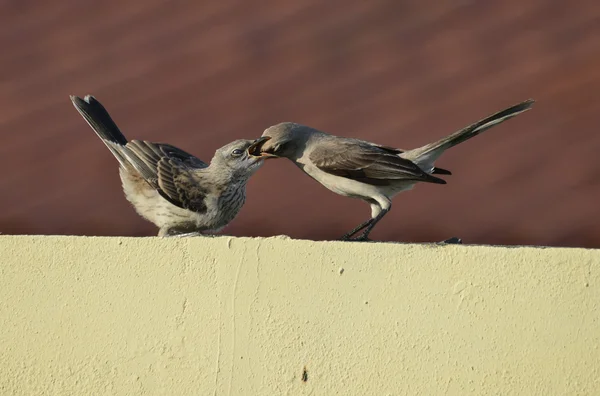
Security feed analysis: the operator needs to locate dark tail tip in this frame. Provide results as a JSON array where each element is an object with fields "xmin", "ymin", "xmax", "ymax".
[
  {"xmin": 70, "ymin": 95, "xmax": 85, "ymax": 108},
  {"xmin": 512, "ymin": 98, "xmax": 536, "ymax": 113},
  {"xmin": 70, "ymin": 94, "xmax": 101, "ymax": 110},
  {"xmin": 426, "ymin": 173, "xmax": 447, "ymax": 184},
  {"xmin": 432, "ymin": 167, "xmax": 452, "ymax": 175},
  {"xmin": 490, "ymin": 98, "xmax": 536, "ymax": 123},
  {"xmin": 70, "ymin": 94, "xmax": 128, "ymax": 146}
]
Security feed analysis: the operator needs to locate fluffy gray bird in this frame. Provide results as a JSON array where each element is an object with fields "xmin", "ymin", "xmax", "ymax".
[
  {"xmin": 254, "ymin": 99, "xmax": 535, "ymax": 241},
  {"xmin": 70, "ymin": 95, "xmax": 270, "ymax": 237}
]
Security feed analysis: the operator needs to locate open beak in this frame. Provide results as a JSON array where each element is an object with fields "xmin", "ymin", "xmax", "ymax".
[{"xmin": 247, "ymin": 136, "xmax": 278, "ymax": 159}]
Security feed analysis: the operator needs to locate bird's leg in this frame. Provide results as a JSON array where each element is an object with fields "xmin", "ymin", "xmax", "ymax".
[
  {"xmin": 340, "ymin": 200, "xmax": 391, "ymax": 242},
  {"xmin": 339, "ymin": 218, "xmax": 374, "ymax": 241},
  {"xmin": 351, "ymin": 208, "xmax": 389, "ymax": 241}
]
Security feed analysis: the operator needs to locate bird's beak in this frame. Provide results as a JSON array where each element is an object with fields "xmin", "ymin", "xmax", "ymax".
[{"xmin": 247, "ymin": 136, "xmax": 278, "ymax": 159}]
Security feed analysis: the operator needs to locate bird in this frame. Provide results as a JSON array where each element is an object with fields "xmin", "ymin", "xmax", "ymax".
[
  {"xmin": 70, "ymin": 94, "xmax": 271, "ymax": 237},
  {"xmin": 252, "ymin": 99, "xmax": 535, "ymax": 241}
]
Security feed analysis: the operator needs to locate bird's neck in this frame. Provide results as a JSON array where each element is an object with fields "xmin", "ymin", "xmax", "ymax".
[{"xmin": 202, "ymin": 164, "xmax": 249, "ymax": 188}]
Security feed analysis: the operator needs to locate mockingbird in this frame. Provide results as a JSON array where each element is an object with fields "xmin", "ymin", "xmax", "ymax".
[
  {"xmin": 70, "ymin": 94, "xmax": 271, "ymax": 237},
  {"xmin": 254, "ymin": 99, "xmax": 535, "ymax": 241}
]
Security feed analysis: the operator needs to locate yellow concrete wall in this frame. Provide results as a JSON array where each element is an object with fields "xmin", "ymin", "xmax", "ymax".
[{"xmin": 1, "ymin": 235, "xmax": 598, "ymax": 395}]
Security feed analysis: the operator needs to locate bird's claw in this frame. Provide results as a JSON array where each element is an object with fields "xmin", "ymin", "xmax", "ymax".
[
  {"xmin": 169, "ymin": 231, "xmax": 204, "ymax": 238},
  {"xmin": 339, "ymin": 233, "xmax": 354, "ymax": 241},
  {"xmin": 339, "ymin": 234, "xmax": 372, "ymax": 242},
  {"xmin": 439, "ymin": 237, "xmax": 462, "ymax": 244}
]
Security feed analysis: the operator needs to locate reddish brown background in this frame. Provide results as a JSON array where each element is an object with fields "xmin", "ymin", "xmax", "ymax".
[{"xmin": 1, "ymin": 1, "xmax": 599, "ymax": 247}]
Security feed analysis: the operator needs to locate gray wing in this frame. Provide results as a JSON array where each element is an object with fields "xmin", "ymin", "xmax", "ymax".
[
  {"xmin": 373, "ymin": 144, "xmax": 452, "ymax": 175},
  {"xmin": 123, "ymin": 140, "xmax": 209, "ymax": 213},
  {"xmin": 309, "ymin": 138, "xmax": 446, "ymax": 186}
]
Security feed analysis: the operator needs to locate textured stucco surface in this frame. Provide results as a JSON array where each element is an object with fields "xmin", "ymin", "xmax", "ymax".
[{"xmin": 1, "ymin": 235, "xmax": 599, "ymax": 395}]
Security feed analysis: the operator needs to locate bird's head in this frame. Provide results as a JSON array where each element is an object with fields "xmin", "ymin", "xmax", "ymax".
[
  {"xmin": 212, "ymin": 137, "xmax": 272, "ymax": 177},
  {"xmin": 255, "ymin": 122, "xmax": 312, "ymax": 159}
]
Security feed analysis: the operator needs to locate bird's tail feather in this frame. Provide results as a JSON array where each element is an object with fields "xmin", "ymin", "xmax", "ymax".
[
  {"xmin": 70, "ymin": 95, "xmax": 131, "ymax": 168},
  {"xmin": 401, "ymin": 99, "xmax": 535, "ymax": 171}
]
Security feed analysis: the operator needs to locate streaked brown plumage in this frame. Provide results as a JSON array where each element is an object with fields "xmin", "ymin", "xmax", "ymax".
[
  {"xmin": 71, "ymin": 95, "xmax": 269, "ymax": 237},
  {"xmin": 257, "ymin": 99, "xmax": 535, "ymax": 241}
]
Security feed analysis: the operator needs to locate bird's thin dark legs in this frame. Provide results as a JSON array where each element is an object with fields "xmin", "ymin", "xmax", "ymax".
[
  {"xmin": 352, "ymin": 209, "xmax": 389, "ymax": 241},
  {"xmin": 340, "ymin": 218, "xmax": 375, "ymax": 241},
  {"xmin": 340, "ymin": 208, "xmax": 390, "ymax": 242}
]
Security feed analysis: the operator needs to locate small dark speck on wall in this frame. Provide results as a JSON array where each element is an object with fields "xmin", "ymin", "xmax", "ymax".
[{"xmin": 301, "ymin": 366, "xmax": 308, "ymax": 382}]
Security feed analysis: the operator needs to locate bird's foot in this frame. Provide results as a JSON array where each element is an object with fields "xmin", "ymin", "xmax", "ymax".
[
  {"xmin": 439, "ymin": 237, "xmax": 462, "ymax": 244},
  {"xmin": 164, "ymin": 231, "xmax": 204, "ymax": 238},
  {"xmin": 339, "ymin": 233, "xmax": 372, "ymax": 242},
  {"xmin": 339, "ymin": 233, "xmax": 354, "ymax": 241},
  {"xmin": 175, "ymin": 232, "xmax": 204, "ymax": 237}
]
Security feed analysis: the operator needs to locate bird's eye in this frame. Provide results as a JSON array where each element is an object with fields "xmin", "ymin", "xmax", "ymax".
[{"xmin": 231, "ymin": 148, "xmax": 243, "ymax": 157}]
